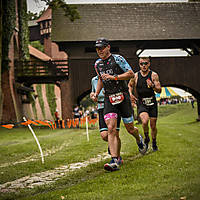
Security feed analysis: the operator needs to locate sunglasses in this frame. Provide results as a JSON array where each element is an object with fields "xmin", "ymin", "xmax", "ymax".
[
  {"xmin": 140, "ymin": 62, "xmax": 149, "ymax": 66},
  {"xmin": 96, "ymin": 45, "xmax": 108, "ymax": 51}
]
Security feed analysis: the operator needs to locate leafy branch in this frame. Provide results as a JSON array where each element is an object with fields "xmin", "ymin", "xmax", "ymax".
[{"xmin": 41, "ymin": 0, "xmax": 80, "ymax": 21}]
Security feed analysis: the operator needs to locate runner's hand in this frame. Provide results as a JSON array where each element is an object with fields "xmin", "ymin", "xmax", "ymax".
[
  {"xmin": 101, "ymin": 73, "xmax": 113, "ymax": 80},
  {"xmin": 92, "ymin": 93, "xmax": 98, "ymax": 102},
  {"xmin": 90, "ymin": 92, "xmax": 95, "ymax": 100},
  {"xmin": 130, "ymin": 94, "xmax": 137, "ymax": 104},
  {"xmin": 146, "ymin": 78, "xmax": 155, "ymax": 88}
]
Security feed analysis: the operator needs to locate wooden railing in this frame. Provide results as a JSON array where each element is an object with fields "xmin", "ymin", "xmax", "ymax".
[{"xmin": 14, "ymin": 59, "xmax": 69, "ymax": 84}]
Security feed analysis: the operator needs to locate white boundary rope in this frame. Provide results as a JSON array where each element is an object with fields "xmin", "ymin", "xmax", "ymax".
[{"xmin": 23, "ymin": 117, "xmax": 44, "ymax": 164}]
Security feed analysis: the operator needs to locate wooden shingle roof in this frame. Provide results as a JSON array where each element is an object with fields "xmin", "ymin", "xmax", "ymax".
[
  {"xmin": 52, "ymin": 2, "xmax": 200, "ymax": 42},
  {"xmin": 37, "ymin": 7, "xmax": 52, "ymax": 23}
]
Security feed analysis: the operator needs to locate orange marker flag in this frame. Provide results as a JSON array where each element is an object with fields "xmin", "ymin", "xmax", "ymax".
[
  {"xmin": 21, "ymin": 120, "xmax": 39, "ymax": 126},
  {"xmin": 62, "ymin": 120, "xmax": 65, "ymax": 129},
  {"xmin": 75, "ymin": 118, "xmax": 79, "ymax": 126},
  {"xmin": 67, "ymin": 119, "xmax": 72, "ymax": 128},
  {"xmin": 72, "ymin": 119, "xmax": 77, "ymax": 128},
  {"xmin": 21, "ymin": 120, "xmax": 32, "ymax": 126},
  {"xmin": 35, "ymin": 120, "xmax": 52, "ymax": 128},
  {"xmin": 1, "ymin": 124, "xmax": 14, "ymax": 129},
  {"xmin": 50, "ymin": 121, "xmax": 55, "ymax": 129},
  {"xmin": 81, "ymin": 117, "xmax": 86, "ymax": 126}
]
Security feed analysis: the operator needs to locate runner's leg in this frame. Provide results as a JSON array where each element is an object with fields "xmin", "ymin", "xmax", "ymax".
[
  {"xmin": 140, "ymin": 112, "xmax": 150, "ymax": 148},
  {"xmin": 150, "ymin": 117, "xmax": 158, "ymax": 151},
  {"xmin": 116, "ymin": 130, "xmax": 121, "ymax": 158},
  {"xmin": 150, "ymin": 117, "xmax": 157, "ymax": 140},
  {"xmin": 105, "ymin": 117, "xmax": 118, "ymax": 158},
  {"xmin": 124, "ymin": 122, "xmax": 140, "ymax": 142}
]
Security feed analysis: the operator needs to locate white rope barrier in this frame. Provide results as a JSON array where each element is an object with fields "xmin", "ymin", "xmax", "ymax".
[{"xmin": 23, "ymin": 117, "xmax": 44, "ymax": 164}]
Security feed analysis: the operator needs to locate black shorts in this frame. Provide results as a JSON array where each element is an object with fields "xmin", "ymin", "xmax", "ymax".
[
  {"xmin": 137, "ymin": 98, "xmax": 158, "ymax": 118},
  {"xmin": 104, "ymin": 92, "xmax": 134, "ymax": 124},
  {"xmin": 98, "ymin": 108, "xmax": 121, "ymax": 132}
]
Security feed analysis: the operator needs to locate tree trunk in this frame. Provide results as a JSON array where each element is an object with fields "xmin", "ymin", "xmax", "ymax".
[{"xmin": 0, "ymin": 0, "xmax": 3, "ymax": 122}]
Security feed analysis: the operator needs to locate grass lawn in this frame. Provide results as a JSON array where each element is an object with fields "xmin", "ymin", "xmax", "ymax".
[{"xmin": 0, "ymin": 102, "xmax": 199, "ymax": 200}]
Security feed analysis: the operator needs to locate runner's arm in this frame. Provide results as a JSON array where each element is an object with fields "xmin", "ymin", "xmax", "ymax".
[
  {"xmin": 128, "ymin": 77, "xmax": 135, "ymax": 96},
  {"xmin": 93, "ymin": 78, "xmax": 103, "ymax": 102},
  {"xmin": 111, "ymin": 54, "xmax": 135, "ymax": 80},
  {"xmin": 91, "ymin": 81, "xmax": 95, "ymax": 93},
  {"xmin": 102, "ymin": 70, "xmax": 134, "ymax": 81},
  {"xmin": 128, "ymin": 75, "xmax": 138, "ymax": 104},
  {"xmin": 116, "ymin": 70, "xmax": 135, "ymax": 80},
  {"xmin": 90, "ymin": 78, "xmax": 96, "ymax": 100},
  {"xmin": 152, "ymin": 72, "xmax": 162, "ymax": 93}
]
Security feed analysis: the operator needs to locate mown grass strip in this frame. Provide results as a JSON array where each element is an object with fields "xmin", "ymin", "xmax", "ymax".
[{"xmin": 0, "ymin": 103, "xmax": 199, "ymax": 200}]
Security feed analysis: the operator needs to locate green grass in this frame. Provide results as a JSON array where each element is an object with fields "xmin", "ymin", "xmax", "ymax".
[{"xmin": 0, "ymin": 103, "xmax": 199, "ymax": 200}]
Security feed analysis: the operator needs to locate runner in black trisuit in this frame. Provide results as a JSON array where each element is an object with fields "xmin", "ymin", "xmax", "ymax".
[
  {"xmin": 128, "ymin": 57, "xmax": 161, "ymax": 151},
  {"xmin": 93, "ymin": 38, "xmax": 147, "ymax": 172}
]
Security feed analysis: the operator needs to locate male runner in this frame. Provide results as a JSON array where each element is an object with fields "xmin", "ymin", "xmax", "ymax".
[
  {"xmin": 93, "ymin": 38, "xmax": 147, "ymax": 172},
  {"xmin": 128, "ymin": 57, "xmax": 161, "ymax": 151},
  {"xmin": 90, "ymin": 76, "xmax": 122, "ymax": 166}
]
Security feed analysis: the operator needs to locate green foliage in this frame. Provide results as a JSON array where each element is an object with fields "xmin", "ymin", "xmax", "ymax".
[
  {"xmin": 36, "ymin": 84, "xmax": 46, "ymax": 118},
  {"xmin": 29, "ymin": 41, "xmax": 44, "ymax": 52},
  {"xmin": 31, "ymin": 96, "xmax": 37, "ymax": 119},
  {"xmin": 1, "ymin": 0, "xmax": 30, "ymax": 72},
  {"xmin": 2, "ymin": 0, "xmax": 16, "ymax": 72},
  {"xmin": 18, "ymin": 0, "xmax": 30, "ymax": 61},
  {"xmin": 46, "ymin": 84, "xmax": 57, "ymax": 119},
  {"xmin": 27, "ymin": 11, "xmax": 39, "ymax": 20},
  {"xmin": 80, "ymin": 94, "xmax": 97, "ymax": 109},
  {"xmin": 42, "ymin": 0, "xmax": 80, "ymax": 21},
  {"xmin": 27, "ymin": 8, "xmax": 46, "ymax": 20}
]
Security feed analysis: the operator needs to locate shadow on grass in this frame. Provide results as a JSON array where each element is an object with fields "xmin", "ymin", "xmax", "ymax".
[
  {"xmin": 126, "ymin": 148, "xmax": 156, "ymax": 162},
  {"xmin": 184, "ymin": 120, "xmax": 200, "ymax": 125}
]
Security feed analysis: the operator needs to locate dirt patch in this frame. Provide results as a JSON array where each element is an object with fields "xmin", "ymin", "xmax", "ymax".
[{"xmin": 0, "ymin": 153, "xmax": 110, "ymax": 193}]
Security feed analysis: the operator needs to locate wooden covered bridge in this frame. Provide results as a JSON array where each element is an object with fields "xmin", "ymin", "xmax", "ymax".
[{"xmin": 49, "ymin": 2, "xmax": 200, "ymax": 119}]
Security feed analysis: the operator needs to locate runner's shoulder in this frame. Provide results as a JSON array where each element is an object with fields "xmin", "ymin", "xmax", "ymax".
[
  {"xmin": 151, "ymin": 71, "xmax": 159, "ymax": 79},
  {"xmin": 94, "ymin": 58, "xmax": 102, "ymax": 66},
  {"xmin": 112, "ymin": 54, "xmax": 126, "ymax": 63},
  {"xmin": 92, "ymin": 76, "xmax": 98, "ymax": 82}
]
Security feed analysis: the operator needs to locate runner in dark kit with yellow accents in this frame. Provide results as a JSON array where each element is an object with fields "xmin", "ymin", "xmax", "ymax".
[{"xmin": 128, "ymin": 57, "xmax": 161, "ymax": 152}]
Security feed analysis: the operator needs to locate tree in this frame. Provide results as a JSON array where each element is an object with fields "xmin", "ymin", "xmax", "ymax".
[
  {"xmin": 0, "ymin": 0, "xmax": 2, "ymax": 120},
  {"xmin": 27, "ymin": 11, "xmax": 39, "ymax": 20},
  {"xmin": 27, "ymin": 8, "xmax": 47, "ymax": 20},
  {"xmin": 0, "ymin": 0, "xmax": 80, "ymax": 122},
  {"xmin": 40, "ymin": 0, "xmax": 80, "ymax": 21}
]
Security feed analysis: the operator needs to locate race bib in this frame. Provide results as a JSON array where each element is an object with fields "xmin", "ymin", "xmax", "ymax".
[
  {"xmin": 109, "ymin": 92, "xmax": 124, "ymax": 105},
  {"xmin": 142, "ymin": 97, "xmax": 154, "ymax": 106}
]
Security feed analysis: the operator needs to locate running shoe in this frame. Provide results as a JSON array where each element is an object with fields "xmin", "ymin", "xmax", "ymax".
[
  {"xmin": 152, "ymin": 140, "xmax": 158, "ymax": 152},
  {"xmin": 104, "ymin": 158, "xmax": 120, "ymax": 172},
  {"xmin": 152, "ymin": 143, "xmax": 158, "ymax": 152},
  {"xmin": 144, "ymin": 137, "xmax": 150, "ymax": 151},
  {"xmin": 138, "ymin": 135, "xmax": 147, "ymax": 155},
  {"xmin": 117, "ymin": 156, "xmax": 123, "ymax": 165}
]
